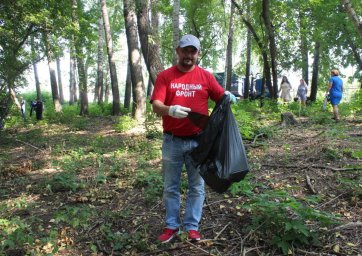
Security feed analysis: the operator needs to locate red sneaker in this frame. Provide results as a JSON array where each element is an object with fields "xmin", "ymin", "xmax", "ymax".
[
  {"xmin": 188, "ymin": 230, "xmax": 201, "ymax": 241},
  {"xmin": 158, "ymin": 228, "xmax": 179, "ymax": 243}
]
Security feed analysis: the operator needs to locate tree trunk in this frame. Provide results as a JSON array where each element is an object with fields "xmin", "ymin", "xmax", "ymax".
[
  {"xmin": 136, "ymin": 0, "xmax": 164, "ymax": 85},
  {"xmin": 299, "ymin": 9, "xmax": 309, "ymax": 85},
  {"xmin": 124, "ymin": 0, "xmax": 146, "ymax": 120},
  {"xmin": 244, "ymin": 1, "xmax": 252, "ymax": 99},
  {"xmin": 147, "ymin": 76, "xmax": 153, "ymax": 98},
  {"xmin": 43, "ymin": 32, "xmax": 62, "ymax": 112},
  {"xmin": 233, "ymin": 0, "xmax": 273, "ymax": 98},
  {"xmin": 225, "ymin": 2, "xmax": 235, "ymax": 91},
  {"xmin": 341, "ymin": 0, "xmax": 362, "ymax": 38},
  {"xmin": 124, "ymin": 63, "xmax": 132, "ymax": 109},
  {"xmin": 56, "ymin": 57, "xmax": 65, "ymax": 104},
  {"xmin": 105, "ymin": 65, "xmax": 110, "ymax": 103},
  {"xmin": 262, "ymin": 0, "xmax": 277, "ymax": 98},
  {"xmin": 96, "ymin": 13, "xmax": 105, "ymax": 104},
  {"xmin": 310, "ymin": 41, "xmax": 320, "ymax": 102},
  {"xmin": 101, "ymin": 0, "xmax": 120, "ymax": 115},
  {"xmin": 172, "ymin": 0, "xmax": 180, "ymax": 65},
  {"xmin": 31, "ymin": 36, "xmax": 42, "ymax": 101},
  {"xmin": 71, "ymin": 0, "xmax": 88, "ymax": 116},
  {"xmin": 69, "ymin": 45, "xmax": 76, "ymax": 105}
]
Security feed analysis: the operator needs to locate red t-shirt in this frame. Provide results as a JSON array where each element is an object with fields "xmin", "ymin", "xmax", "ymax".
[{"xmin": 151, "ymin": 65, "xmax": 224, "ymax": 136}]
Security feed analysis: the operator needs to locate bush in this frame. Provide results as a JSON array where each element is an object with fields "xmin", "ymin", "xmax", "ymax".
[{"xmin": 114, "ymin": 115, "xmax": 136, "ymax": 133}]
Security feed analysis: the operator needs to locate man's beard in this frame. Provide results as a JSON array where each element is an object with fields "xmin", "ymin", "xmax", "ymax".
[{"xmin": 180, "ymin": 58, "xmax": 195, "ymax": 67}]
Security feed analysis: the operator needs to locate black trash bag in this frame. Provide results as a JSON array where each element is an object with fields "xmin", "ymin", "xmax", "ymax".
[{"xmin": 190, "ymin": 95, "xmax": 249, "ymax": 193}]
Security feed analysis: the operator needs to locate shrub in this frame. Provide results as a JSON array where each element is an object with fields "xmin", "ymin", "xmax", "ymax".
[{"xmin": 114, "ymin": 115, "xmax": 136, "ymax": 133}]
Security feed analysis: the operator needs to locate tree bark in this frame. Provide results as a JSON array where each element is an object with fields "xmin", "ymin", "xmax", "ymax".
[
  {"xmin": 96, "ymin": 13, "xmax": 105, "ymax": 104},
  {"xmin": 225, "ymin": 2, "xmax": 235, "ymax": 91},
  {"xmin": 310, "ymin": 41, "xmax": 320, "ymax": 102},
  {"xmin": 43, "ymin": 32, "xmax": 62, "ymax": 112},
  {"xmin": 71, "ymin": 0, "xmax": 88, "ymax": 116},
  {"xmin": 101, "ymin": 0, "xmax": 120, "ymax": 115},
  {"xmin": 233, "ymin": 0, "xmax": 273, "ymax": 98},
  {"xmin": 244, "ymin": 1, "xmax": 252, "ymax": 99},
  {"xmin": 262, "ymin": 0, "xmax": 277, "ymax": 98},
  {"xmin": 124, "ymin": 63, "xmax": 132, "ymax": 109},
  {"xmin": 124, "ymin": 0, "xmax": 146, "ymax": 120},
  {"xmin": 172, "ymin": 0, "xmax": 180, "ymax": 65},
  {"xmin": 136, "ymin": 0, "xmax": 164, "ymax": 85},
  {"xmin": 299, "ymin": 9, "xmax": 309, "ymax": 85},
  {"xmin": 69, "ymin": 45, "xmax": 76, "ymax": 105},
  {"xmin": 341, "ymin": 0, "xmax": 362, "ymax": 38},
  {"xmin": 31, "ymin": 36, "xmax": 42, "ymax": 101},
  {"xmin": 56, "ymin": 57, "xmax": 65, "ymax": 104}
]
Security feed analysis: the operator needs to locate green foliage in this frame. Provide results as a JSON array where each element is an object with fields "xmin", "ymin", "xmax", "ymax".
[
  {"xmin": 114, "ymin": 115, "xmax": 137, "ymax": 133},
  {"xmin": 144, "ymin": 109, "xmax": 162, "ymax": 139},
  {"xmin": 351, "ymin": 150, "xmax": 362, "ymax": 159},
  {"xmin": 53, "ymin": 206, "xmax": 94, "ymax": 229},
  {"xmin": 99, "ymin": 223, "xmax": 150, "ymax": 252},
  {"xmin": 241, "ymin": 189, "xmax": 339, "ymax": 254},
  {"xmin": 0, "ymin": 217, "xmax": 34, "ymax": 252},
  {"xmin": 229, "ymin": 175, "xmax": 255, "ymax": 197},
  {"xmin": 46, "ymin": 171, "xmax": 84, "ymax": 193},
  {"xmin": 134, "ymin": 169, "xmax": 163, "ymax": 204}
]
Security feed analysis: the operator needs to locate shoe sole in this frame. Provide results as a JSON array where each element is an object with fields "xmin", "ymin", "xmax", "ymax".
[{"xmin": 160, "ymin": 233, "xmax": 177, "ymax": 243}]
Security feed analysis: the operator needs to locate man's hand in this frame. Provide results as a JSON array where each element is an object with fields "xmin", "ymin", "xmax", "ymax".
[
  {"xmin": 168, "ymin": 105, "xmax": 191, "ymax": 118},
  {"xmin": 225, "ymin": 91, "xmax": 237, "ymax": 103}
]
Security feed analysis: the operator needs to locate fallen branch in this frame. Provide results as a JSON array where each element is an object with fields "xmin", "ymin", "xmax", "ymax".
[
  {"xmin": 140, "ymin": 244, "xmax": 191, "ymax": 256},
  {"xmin": 305, "ymin": 175, "xmax": 318, "ymax": 194},
  {"xmin": 252, "ymin": 133, "xmax": 265, "ymax": 145},
  {"xmin": 185, "ymin": 240, "xmax": 217, "ymax": 256},
  {"xmin": 262, "ymin": 163, "xmax": 362, "ymax": 172},
  {"xmin": 15, "ymin": 139, "xmax": 45, "ymax": 152},
  {"xmin": 330, "ymin": 221, "xmax": 362, "ymax": 231},
  {"xmin": 316, "ymin": 193, "xmax": 346, "ymax": 209},
  {"xmin": 214, "ymin": 222, "xmax": 231, "ymax": 240}
]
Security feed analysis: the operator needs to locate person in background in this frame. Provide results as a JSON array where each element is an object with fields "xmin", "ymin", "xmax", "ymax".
[
  {"xmin": 297, "ymin": 79, "xmax": 308, "ymax": 106},
  {"xmin": 151, "ymin": 34, "xmax": 235, "ymax": 243},
  {"xmin": 278, "ymin": 76, "xmax": 292, "ymax": 103},
  {"xmin": 326, "ymin": 69, "xmax": 343, "ymax": 121},
  {"xmin": 20, "ymin": 96, "xmax": 26, "ymax": 121}
]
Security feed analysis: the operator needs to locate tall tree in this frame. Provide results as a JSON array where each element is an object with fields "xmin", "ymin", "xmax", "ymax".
[
  {"xmin": 299, "ymin": 8, "xmax": 309, "ymax": 85},
  {"xmin": 31, "ymin": 36, "xmax": 42, "ymax": 101},
  {"xmin": 341, "ymin": 0, "xmax": 362, "ymax": 37},
  {"xmin": 172, "ymin": 0, "xmax": 180, "ymax": 65},
  {"xmin": 224, "ymin": 2, "xmax": 235, "ymax": 91},
  {"xmin": 96, "ymin": 14, "xmax": 105, "ymax": 104},
  {"xmin": 69, "ymin": 45, "xmax": 76, "ymax": 105},
  {"xmin": 244, "ymin": 0, "xmax": 252, "ymax": 99},
  {"xmin": 310, "ymin": 41, "xmax": 320, "ymax": 102},
  {"xmin": 124, "ymin": 0, "xmax": 146, "ymax": 120},
  {"xmin": 71, "ymin": 0, "xmax": 88, "ymax": 116},
  {"xmin": 43, "ymin": 32, "xmax": 62, "ymax": 112},
  {"xmin": 56, "ymin": 57, "xmax": 65, "ymax": 104},
  {"xmin": 124, "ymin": 63, "xmax": 132, "ymax": 109},
  {"xmin": 262, "ymin": 0, "xmax": 277, "ymax": 98},
  {"xmin": 101, "ymin": 0, "xmax": 121, "ymax": 115},
  {"xmin": 136, "ymin": 0, "xmax": 164, "ymax": 85}
]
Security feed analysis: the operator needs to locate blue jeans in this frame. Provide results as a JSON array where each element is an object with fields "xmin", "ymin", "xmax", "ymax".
[{"xmin": 162, "ymin": 133, "xmax": 205, "ymax": 231}]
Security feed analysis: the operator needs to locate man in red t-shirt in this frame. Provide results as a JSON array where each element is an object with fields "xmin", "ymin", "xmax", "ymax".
[{"xmin": 151, "ymin": 34, "xmax": 235, "ymax": 243}]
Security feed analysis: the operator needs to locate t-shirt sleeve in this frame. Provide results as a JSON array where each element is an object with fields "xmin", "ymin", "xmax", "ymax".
[
  {"xmin": 150, "ymin": 72, "xmax": 167, "ymax": 104},
  {"xmin": 207, "ymin": 72, "xmax": 224, "ymax": 102}
]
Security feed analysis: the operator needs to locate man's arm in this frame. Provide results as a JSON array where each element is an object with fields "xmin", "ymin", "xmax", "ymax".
[
  {"xmin": 152, "ymin": 100, "xmax": 170, "ymax": 116},
  {"xmin": 152, "ymin": 100, "xmax": 191, "ymax": 119}
]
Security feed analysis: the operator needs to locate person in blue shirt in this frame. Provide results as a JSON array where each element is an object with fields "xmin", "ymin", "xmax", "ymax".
[{"xmin": 326, "ymin": 69, "xmax": 343, "ymax": 121}]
